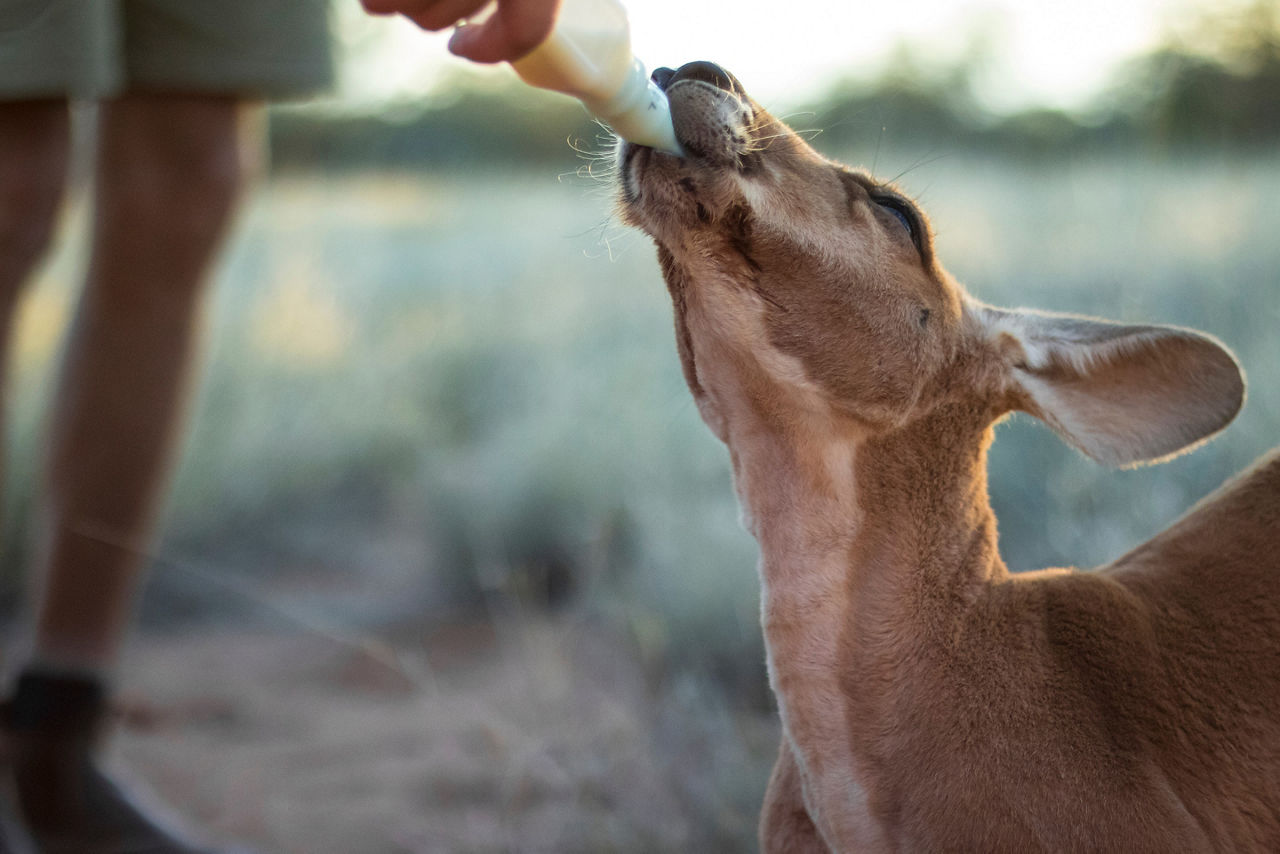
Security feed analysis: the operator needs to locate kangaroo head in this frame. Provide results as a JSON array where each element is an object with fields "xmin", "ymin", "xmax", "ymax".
[{"xmin": 619, "ymin": 61, "xmax": 1244, "ymax": 466}]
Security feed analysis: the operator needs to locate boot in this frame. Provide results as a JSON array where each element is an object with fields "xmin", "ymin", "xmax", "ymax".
[{"xmin": 1, "ymin": 670, "xmax": 223, "ymax": 854}]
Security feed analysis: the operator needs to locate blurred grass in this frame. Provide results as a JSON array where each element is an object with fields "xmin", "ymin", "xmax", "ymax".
[
  {"xmin": 6, "ymin": 151, "xmax": 1280, "ymax": 687},
  {"xmin": 2, "ymin": 148, "xmax": 1278, "ymax": 848}
]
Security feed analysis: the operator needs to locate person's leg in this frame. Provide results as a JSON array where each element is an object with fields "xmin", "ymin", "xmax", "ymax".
[
  {"xmin": 32, "ymin": 92, "xmax": 253, "ymax": 671},
  {"xmin": 7, "ymin": 92, "xmax": 257, "ymax": 853},
  {"xmin": 0, "ymin": 101, "xmax": 71, "ymax": 846}
]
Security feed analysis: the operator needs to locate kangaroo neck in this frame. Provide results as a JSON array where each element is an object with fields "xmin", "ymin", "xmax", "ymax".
[
  {"xmin": 725, "ymin": 403, "xmax": 1006, "ymax": 848},
  {"xmin": 732, "ymin": 404, "xmax": 1007, "ymax": 632}
]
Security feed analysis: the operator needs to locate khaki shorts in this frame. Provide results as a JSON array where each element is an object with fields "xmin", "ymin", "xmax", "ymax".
[{"xmin": 0, "ymin": 0, "xmax": 334, "ymax": 100}]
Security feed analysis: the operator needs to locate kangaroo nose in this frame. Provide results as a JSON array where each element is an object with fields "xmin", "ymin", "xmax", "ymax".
[
  {"xmin": 651, "ymin": 66, "xmax": 676, "ymax": 91},
  {"xmin": 655, "ymin": 61, "xmax": 744, "ymax": 97}
]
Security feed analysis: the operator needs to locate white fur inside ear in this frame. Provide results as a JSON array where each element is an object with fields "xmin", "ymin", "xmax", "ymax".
[
  {"xmin": 980, "ymin": 306, "xmax": 1246, "ymax": 467},
  {"xmin": 1015, "ymin": 371, "xmax": 1173, "ymax": 466}
]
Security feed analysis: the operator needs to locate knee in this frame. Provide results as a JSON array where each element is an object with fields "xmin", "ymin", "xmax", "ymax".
[
  {"xmin": 98, "ymin": 114, "xmax": 254, "ymax": 250},
  {"xmin": 103, "ymin": 143, "xmax": 249, "ymax": 244}
]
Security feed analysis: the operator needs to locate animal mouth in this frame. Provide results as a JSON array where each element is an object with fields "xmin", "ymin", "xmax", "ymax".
[
  {"xmin": 662, "ymin": 61, "xmax": 752, "ymax": 157},
  {"xmin": 620, "ymin": 61, "xmax": 756, "ymax": 207}
]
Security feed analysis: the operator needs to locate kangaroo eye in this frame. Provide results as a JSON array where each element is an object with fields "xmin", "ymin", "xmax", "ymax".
[
  {"xmin": 886, "ymin": 205, "xmax": 912, "ymax": 235},
  {"xmin": 876, "ymin": 198, "xmax": 915, "ymax": 238}
]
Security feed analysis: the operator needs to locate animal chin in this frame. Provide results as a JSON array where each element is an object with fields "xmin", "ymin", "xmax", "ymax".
[{"xmin": 667, "ymin": 84, "xmax": 753, "ymax": 168}]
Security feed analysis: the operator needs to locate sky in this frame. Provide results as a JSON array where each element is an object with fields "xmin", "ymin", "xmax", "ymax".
[{"xmin": 334, "ymin": 0, "xmax": 1219, "ymax": 113}]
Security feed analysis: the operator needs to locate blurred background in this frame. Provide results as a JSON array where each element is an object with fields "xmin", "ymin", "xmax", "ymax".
[{"xmin": 2, "ymin": 0, "xmax": 1278, "ymax": 850}]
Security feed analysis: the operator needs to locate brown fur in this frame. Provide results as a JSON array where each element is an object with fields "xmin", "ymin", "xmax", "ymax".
[{"xmin": 620, "ymin": 62, "xmax": 1280, "ymax": 851}]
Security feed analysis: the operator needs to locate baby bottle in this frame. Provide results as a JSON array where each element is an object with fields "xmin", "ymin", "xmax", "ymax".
[{"xmin": 464, "ymin": 0, "xmax": 682, "ymax": 155}]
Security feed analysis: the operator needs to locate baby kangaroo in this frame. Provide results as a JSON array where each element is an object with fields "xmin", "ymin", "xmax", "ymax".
[{"xmin": 619, "ymin": 61, "xmax": 1280, "ymax": 852}]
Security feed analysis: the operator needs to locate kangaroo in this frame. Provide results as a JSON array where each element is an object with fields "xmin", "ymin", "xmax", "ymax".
[{"xmin": 618, "ymin": 61, "xmax": 1280, "ymax": 852}]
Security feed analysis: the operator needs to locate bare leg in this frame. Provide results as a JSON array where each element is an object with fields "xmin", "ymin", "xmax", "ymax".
[
  {"xmin": 5, "ymin": 93, "xmax": 256, "ymax": 853},
  {"xmin": 31, "ymin": 93, "xmax": 254, "ymax": 671},
  {"xmin": 0, "ymin": 95, "xmax": 72, "ymax": 854},
  {"xmin": 760, "ymin": 736, "xmax": 830, "ymax": 854}
]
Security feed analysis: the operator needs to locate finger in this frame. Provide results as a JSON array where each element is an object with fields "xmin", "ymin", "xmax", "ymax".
[
  {"xmin": 401, "ymin": 0, "xmax": 495, "ymax": 31},
  {"xmin": 448, "ymin": 0, "xmax": 561, "ymax": 63}
]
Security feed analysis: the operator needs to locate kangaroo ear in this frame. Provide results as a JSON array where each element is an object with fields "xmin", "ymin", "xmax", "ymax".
[{"xmin": 983, "ymin": 307, "xmax": 1245, "ymax": 467}]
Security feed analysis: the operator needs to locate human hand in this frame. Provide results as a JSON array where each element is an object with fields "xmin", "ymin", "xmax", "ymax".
[{"xmin": 360, "ymin": 0, "xmax": 562, "ymax": 64}]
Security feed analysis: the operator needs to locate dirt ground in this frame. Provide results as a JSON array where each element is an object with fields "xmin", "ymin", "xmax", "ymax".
[{"xmin": 94, "ymin": 611, "xmax": 776, "ymax": 854}]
